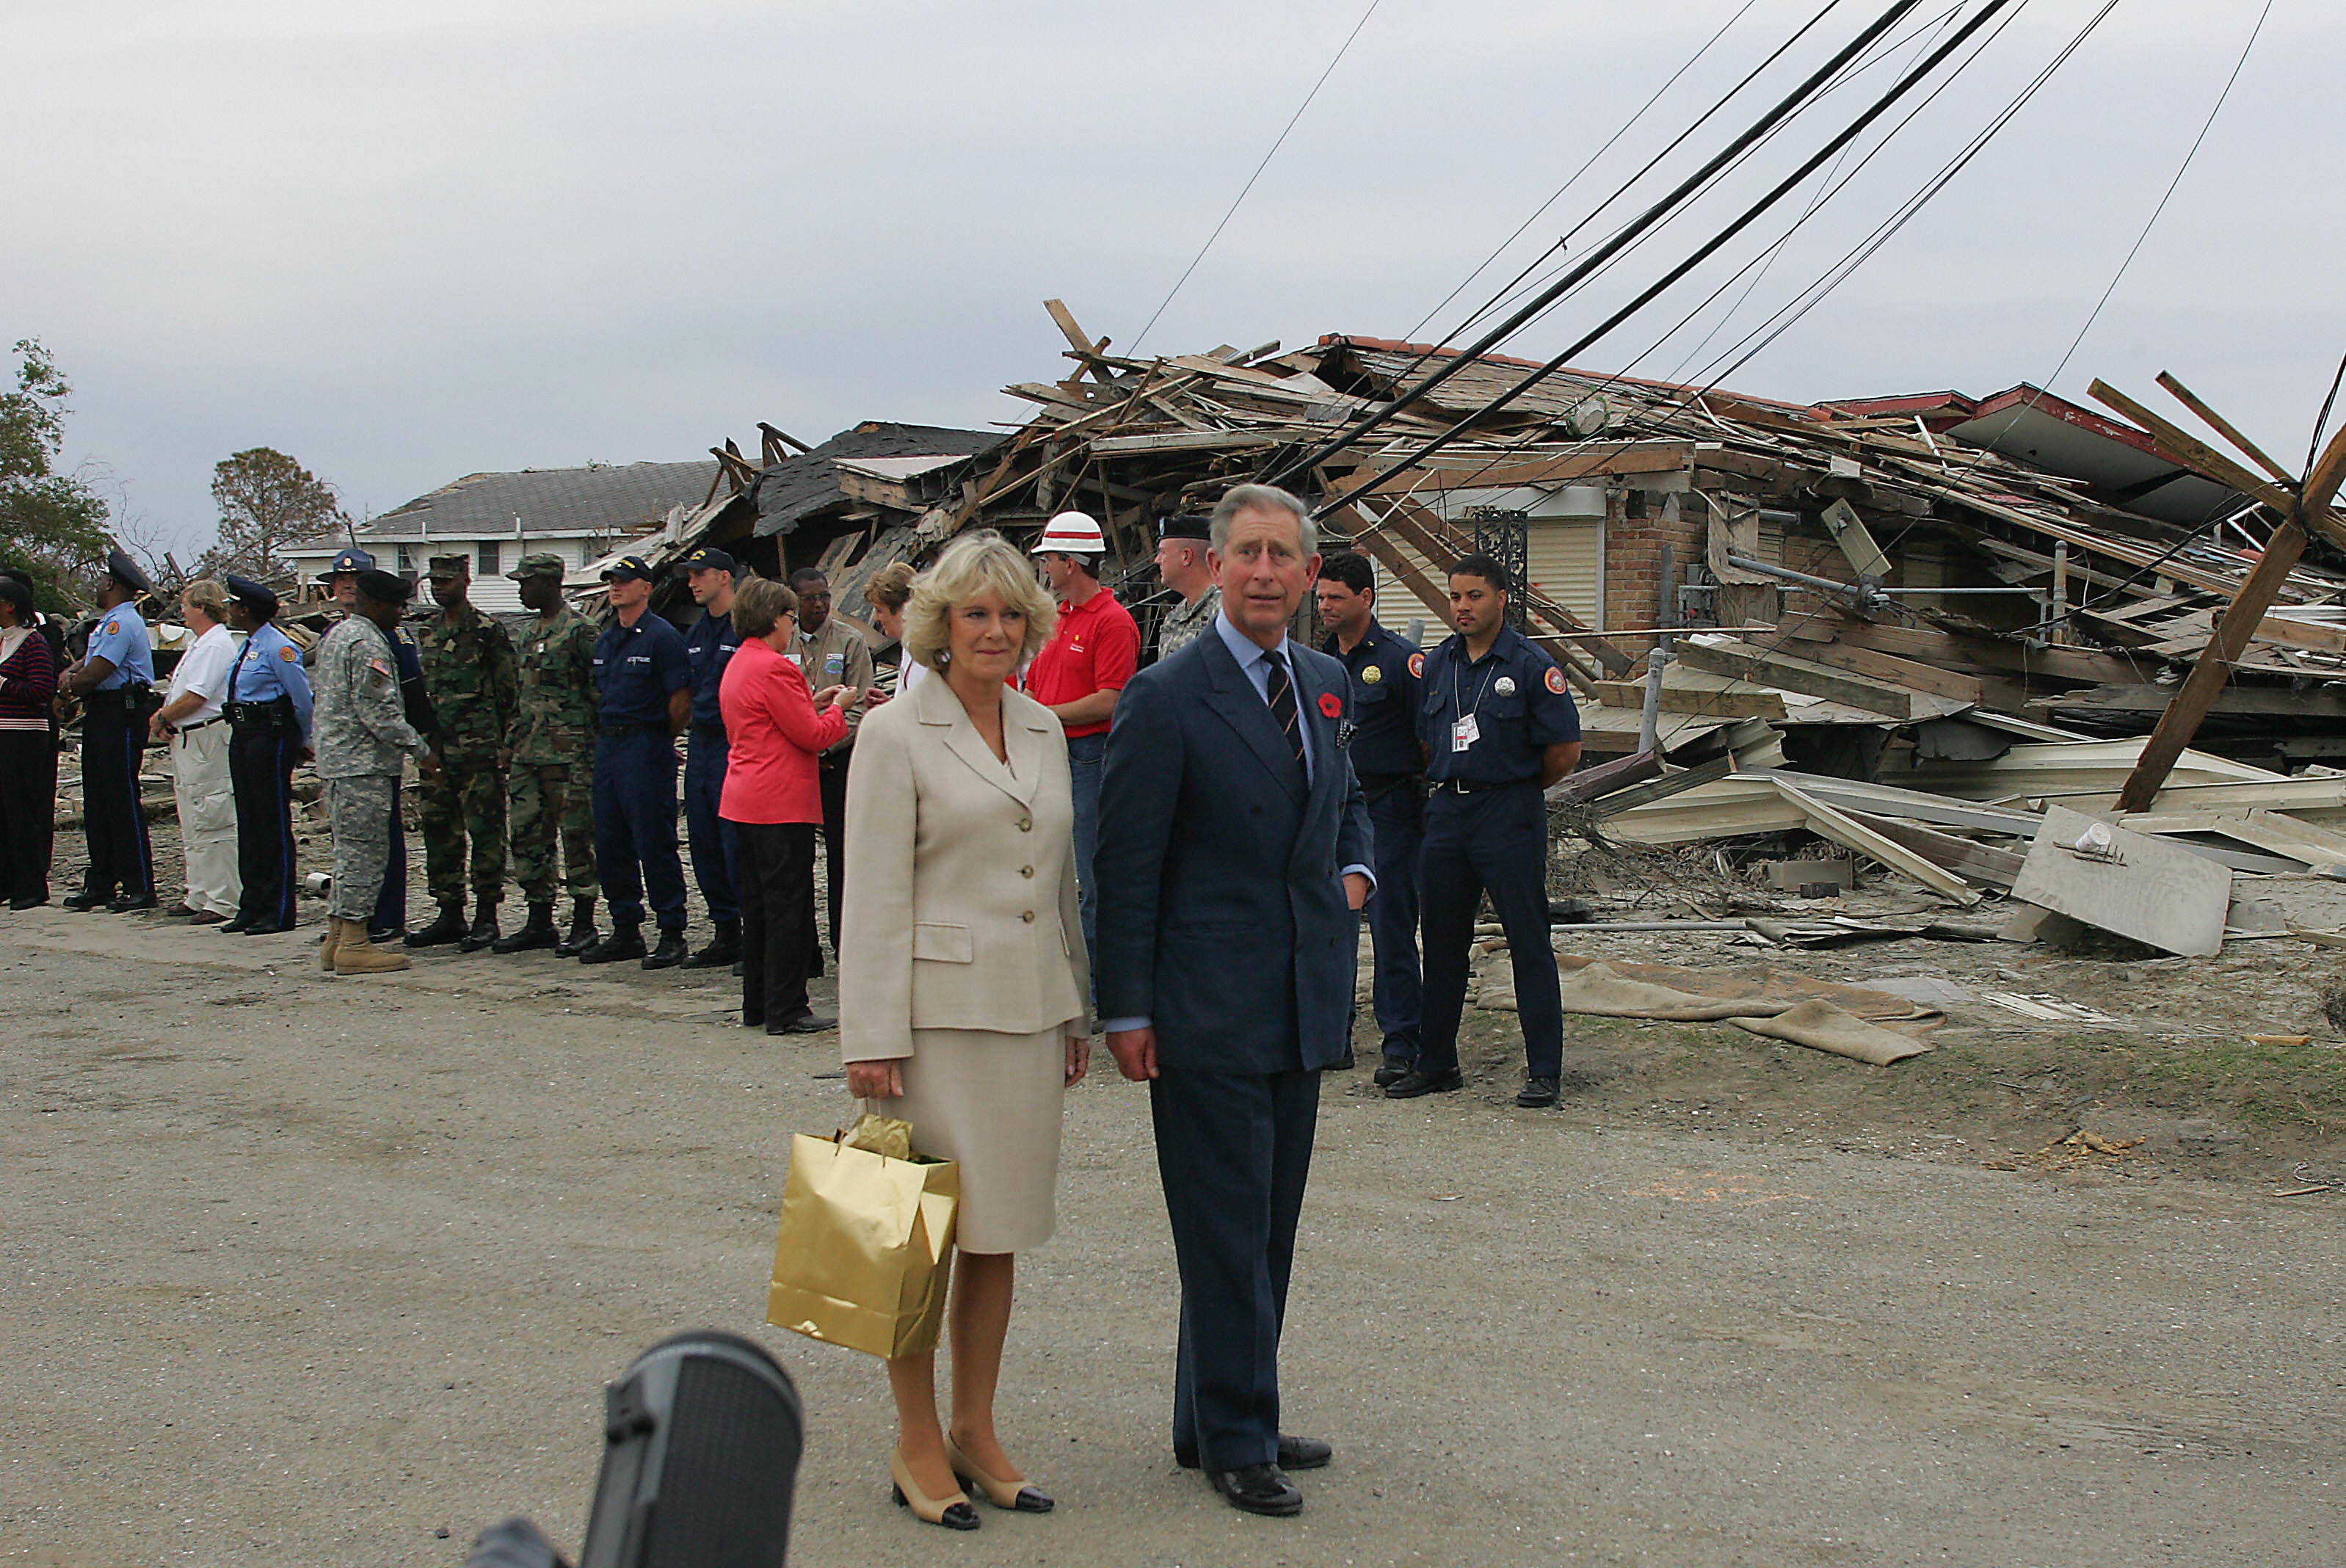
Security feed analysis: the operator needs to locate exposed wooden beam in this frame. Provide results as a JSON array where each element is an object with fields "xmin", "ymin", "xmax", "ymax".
[{"xmin": 2154, "ymin": 373, "xmax": 2293, "ymax": 485}]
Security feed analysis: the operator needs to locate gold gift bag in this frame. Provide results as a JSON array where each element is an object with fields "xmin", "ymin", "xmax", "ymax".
[{"xmin": 767, "ymin": 1115, "xmax": 959, "ymax": 1360}]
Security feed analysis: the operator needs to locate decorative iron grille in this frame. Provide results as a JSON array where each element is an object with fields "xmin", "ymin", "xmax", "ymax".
[{"xmin": 1464, "ymin": 506, "xmax": 1530, "ymax": 635}]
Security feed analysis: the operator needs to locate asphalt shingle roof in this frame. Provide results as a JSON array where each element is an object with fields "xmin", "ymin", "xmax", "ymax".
[
  {"xmin": 293, "ymin": 460, "xmax": 720, "ymax": 552},
  {"xmin": 753, "ymin": 422, "xmax": 1007, "ymax": 537}
]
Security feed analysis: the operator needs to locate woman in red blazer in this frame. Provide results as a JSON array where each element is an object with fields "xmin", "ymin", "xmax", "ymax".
[{"xmin": 719, "ymin": 576, "xmax": 854, "ymax": 1034}]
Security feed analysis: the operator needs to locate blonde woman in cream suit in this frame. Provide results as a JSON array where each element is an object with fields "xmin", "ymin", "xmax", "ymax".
[{"xmin": 838, "ymin": 531, "xmax": 1089, "ymax": 1533}]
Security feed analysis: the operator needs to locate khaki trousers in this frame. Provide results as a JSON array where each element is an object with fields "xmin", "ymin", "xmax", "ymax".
[{"xmin": 170, "ymin": 722, "xmax": 240, "ymax": 916}]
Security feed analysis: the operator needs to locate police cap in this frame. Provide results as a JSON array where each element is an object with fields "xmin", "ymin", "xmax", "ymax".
[
  {"xmin": 223, "ymin": 573, "xmax": 279, "ymax": 621},
  {"xmin": 105, "ymin": 548, "xmax": 155, "ymax": 598},
  {"xmin": 354, "ymin": 569, "xmax": 413, "ymax": 606},
  {"xmin": 506, "ymin": 552, "xmax": 567, "ymax": 582},
  {"xmin": 320, "ymin": 546, "xmax": 376, "ymax": 581},
  {"xmin": 676, "ymin": 547, "xmax": 736, "ymax": 577},
  {"xmin": 600, "ymin": 555, "xmax": 656, "ymax": 584}
]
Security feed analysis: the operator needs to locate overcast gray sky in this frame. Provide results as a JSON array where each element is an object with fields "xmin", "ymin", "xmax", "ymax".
[{"xmin": 7, "ymin": 0, "xmax": 2337, "ymax": 562}]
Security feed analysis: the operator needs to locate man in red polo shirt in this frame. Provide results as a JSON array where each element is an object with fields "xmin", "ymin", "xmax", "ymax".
[{"xmin": 1027, "ymin": 509, "xmax": 1139, "ymax": 969}]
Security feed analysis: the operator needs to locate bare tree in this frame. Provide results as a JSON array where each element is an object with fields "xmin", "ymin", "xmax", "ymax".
[{"xmin": 196, "ymin": 447, "xmax": 346, "ymax": 587}]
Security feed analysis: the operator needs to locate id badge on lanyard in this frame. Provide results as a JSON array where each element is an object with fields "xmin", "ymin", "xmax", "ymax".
[{"xmin": 1451, "ymin": 714, "xmax": 1480, "ymax": 752}]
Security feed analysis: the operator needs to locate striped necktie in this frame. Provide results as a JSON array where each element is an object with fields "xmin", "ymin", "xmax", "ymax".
[{"xmin": 1263, "ymin": 650, "xmax": 1306, "ymax": 780}]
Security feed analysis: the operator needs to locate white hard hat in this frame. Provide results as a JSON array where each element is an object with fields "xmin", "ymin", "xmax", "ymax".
[{"xmin": 1031, "ymin": 510, "xmax": 1107, "ymax": 555}]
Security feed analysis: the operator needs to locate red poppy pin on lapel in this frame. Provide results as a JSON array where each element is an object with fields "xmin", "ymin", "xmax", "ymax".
[{"xmin": 1318, "ymin": 692, "xmax": 1343, "ymax": 719}]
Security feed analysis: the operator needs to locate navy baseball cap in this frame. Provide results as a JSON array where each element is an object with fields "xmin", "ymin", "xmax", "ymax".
[
  {"xmin": 600, "ymin": 555, "xmax": 656, "ymax": 584},
  {"xmin": 676, "ymin": 547, "xmax": 736, "ymax": 576}
]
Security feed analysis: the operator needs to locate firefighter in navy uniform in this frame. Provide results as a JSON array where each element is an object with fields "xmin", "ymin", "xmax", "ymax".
[
  {"xmin": 59, "ymin": 548, "xmax": 160, "ymax": 911},
  {"xmin": 1384, "ymin": 553, "xmax": 1582, "ymax": 1110},
  {"xmin": 1314, "ymin": 551, "xmax": 1426, "ymax": 1085}
]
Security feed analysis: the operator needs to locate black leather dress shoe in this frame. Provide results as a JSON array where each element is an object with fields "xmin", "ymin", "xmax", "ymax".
[
  {"xmin": 1211, "ymin": 1463, "xmax": 1301, "ymax": 1517},
  {"xmin": 62, "ymin": 890, "xmax": 111, "ymax": 911},
  {"xmin": 1517, "ymin": 1074, "xmax": 1560, "ymax": 1108},
  {"xmin": 1383, "ymin": 1067, "xmax": 1464, "ymax": 1099},
  {"xmin": 640, "ymin": 932, "xmax": 689, "ymax": 970},
  {"xmin": 109, "ymin": 893, "xmax": 159, "ymax": 912},
  {"xmin": 218, "ymin": 912, "xmax": 253, "ymax": 933},
  {"xmin": 767, "ymin": 1012, "xmax": 836, "ymax": 1035},
  {"xmin": 1177, "ymin": 1434, "xmax": 1331, "ymax": 1471},
  {"xmin": 1373, "ymin": 1056, "xmax": 1413, "ymax": 1089}
]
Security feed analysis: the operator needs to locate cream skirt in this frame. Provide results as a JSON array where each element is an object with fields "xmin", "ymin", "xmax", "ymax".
[{"xmin": 877, "ymin": 1023, "xmax": 1070, "ymax": 1255}]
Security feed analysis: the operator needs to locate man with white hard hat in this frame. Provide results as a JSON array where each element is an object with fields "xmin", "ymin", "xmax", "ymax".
[{"xmin": 1025, "ymin": 510, "xmax": 1138, "ymax": 973}]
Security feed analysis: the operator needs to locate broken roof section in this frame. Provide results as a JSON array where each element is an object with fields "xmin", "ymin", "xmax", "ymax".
[{"xmin": 751, "ymin": 421, "xmax": 1008, "ymax": 540}]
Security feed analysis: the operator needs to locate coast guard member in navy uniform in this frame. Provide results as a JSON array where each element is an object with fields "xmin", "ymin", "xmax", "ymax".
[
  {"xmin": 1314, "ymin": 551, "xmax": 1425, "ymax": 1084},
  {"xmin": 220, "ymin": 575, "xmax": 313, "ymax": 934},
  {"xmin": 582, "ymin": 555, "xmax": 692, "ymax": 970},
  {"xmin": 678, "ymin": 547, "xmax": 743, "ymax": 970},
  {"xmin": 60, "ymin": 548, "xmax": 159, "ymax": 911},
  {"xmin": 1386, "ymin": 552, "xmax": 1581, "ymax": 1109}
]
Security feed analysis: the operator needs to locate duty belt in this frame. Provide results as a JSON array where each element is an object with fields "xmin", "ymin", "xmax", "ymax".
[
  {"xmin": 83, "ymin": 684, "xmax": 151, "ymax": 708},
  {"xmin": 228, "ymin": 699, "xmax": 294, "ymax": 730}
]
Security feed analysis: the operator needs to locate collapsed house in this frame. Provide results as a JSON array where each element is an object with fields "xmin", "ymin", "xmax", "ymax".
[{"xmin": 617, "ymin": 302, "xmax": 2346, "ymax": 957}]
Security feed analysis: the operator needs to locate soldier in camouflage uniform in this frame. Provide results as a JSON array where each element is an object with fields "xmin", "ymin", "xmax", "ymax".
[
  {"xmin": 1152, "ymin": 512, "xmax": 1222, "ymax": 659},
  {"xmin": 407, "ymin": 556, "xmax": 518, "ymax": 953},
  {"xmin": 491, "ymin": 553, "xmax": 601, "ymax": 956},
  {"xmin": 313, "ymin": 571, "xmax": 437, "ymax": 976}
]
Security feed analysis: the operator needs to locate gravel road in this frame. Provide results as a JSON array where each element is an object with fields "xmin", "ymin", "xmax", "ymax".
[{"xmin": 4, "ymin": 907, "xmax": 2339, "ymax": 1567}]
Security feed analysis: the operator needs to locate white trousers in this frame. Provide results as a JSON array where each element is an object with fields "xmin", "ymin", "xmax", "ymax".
[{"xmin": 171, "ymin": 722, "xmax": 240, "ymax": 915}]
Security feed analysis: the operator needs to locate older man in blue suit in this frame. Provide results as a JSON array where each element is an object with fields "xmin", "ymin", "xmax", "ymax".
[{"xmin": 1094, "ymin": 482, "xmax": 1375, "ymax": 1518}]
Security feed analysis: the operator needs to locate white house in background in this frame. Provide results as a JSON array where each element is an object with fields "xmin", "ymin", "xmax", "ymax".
[{"xmin": 285, "ymin": 460, "xmax": 722, "ymax": 613}]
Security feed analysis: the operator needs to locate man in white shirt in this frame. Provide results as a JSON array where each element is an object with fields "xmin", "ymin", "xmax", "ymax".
[{"xmin": 150, "ymin": 579, "xmax": 244, "ymax": 921}]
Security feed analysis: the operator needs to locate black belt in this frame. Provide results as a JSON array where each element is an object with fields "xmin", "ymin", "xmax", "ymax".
[
  {"xmin": 1356, "ymin": 771, "xmax": 1420, "ymax": 791},
  {"xmin": 172, "ymin": 716, "xmax": 225, "ymax": 736},
  {"xmin": 228, "ymin": 700, "xmax": 294, "ymax": 730},
  {"xmin": 84, "ymin": 686, "xmax": 150, "ymax": 708},
  {"xmin": 1430, "ymin": 776, "xmax": 1534, "ymax": 796}
]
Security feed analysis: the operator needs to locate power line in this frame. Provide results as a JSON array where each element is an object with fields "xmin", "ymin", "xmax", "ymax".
[{"xmin": 1130, "ymin": 0, "xmax": 1382, "ymax": 355}]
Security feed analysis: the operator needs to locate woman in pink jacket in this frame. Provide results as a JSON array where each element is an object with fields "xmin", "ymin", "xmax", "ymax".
[{"xmin": 719, "ymin": 576, "xmax": 854, "ymax": 1034}]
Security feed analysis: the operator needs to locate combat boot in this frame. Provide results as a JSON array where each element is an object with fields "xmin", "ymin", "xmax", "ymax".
[
  {"xmin": 578, "ymin": 919, "xmax": 645, "ymax": 965},
  {"xmin": 333, "ymin": 918, "xmax": 414, "ymax": 976},
  {"xmin": 319, "ymin": 916, "xmax": 342, "ymax": 973},
  {"xmin": 553, "ymin": 897, "xmax": 599, "ymax": 957},
  {"xmin": 492, "ymin": 901, "xmax": 559, "ymax": 954},
  {"xmin": 457, "ymin": 897, "xmax": 501, "ymax": 953},
  {"xmin": 405, "ymin": 901, "xmax": 467, "ymax": 947},
  {"xmin": 680, "ymin": 918, "xmax": 740, "ymax": 970},
  {"xmin": 642, "ymin": 929, "xmax": 689, "ymax": 970}
]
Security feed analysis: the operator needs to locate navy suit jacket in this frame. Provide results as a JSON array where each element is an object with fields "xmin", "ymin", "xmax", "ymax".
[{"xmin": 1094, "ymin": 625, "xmax": 1373, "ymax": 1074}]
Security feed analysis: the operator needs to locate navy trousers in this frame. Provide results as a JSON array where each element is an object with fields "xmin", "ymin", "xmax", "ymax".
[
  {"xmin": 1415, "ymin": 782, "xmax": 1564, "ymax": 1079},
  {"xmin": 592, "ymin": 730, "xmax": 689, "ymax": 933},
  {"xmin": 228, "ymin": 722, "xmax": 300, "ymax": 928},
  {"xmin": 78, "ymin": 699, "xmax": 153, "ymax": 900},
  {"xmin": 371, "ymin": 780, "xmax": 405, "ymax": 936},
  {"xmin": 1361, "ymin": 783, "xmax": 1423, "ymax": 1061},
  {"xmin": 1152, "ymin": 1064, "xmax": 1319, "ymax": 1472},
  {"xmin": 683, "ymin": 726, "xmax": 738, "ymax": 926}
]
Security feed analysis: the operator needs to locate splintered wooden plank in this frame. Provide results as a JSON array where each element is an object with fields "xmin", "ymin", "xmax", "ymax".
[
  {"xmin": 1588, "ymin": 680, "xmax": 1786, "ymax": 719},
  {"xmin": 1088, "ymin": 429, "xmax": 1288, "ymax": 455},
  {"xmin": 1784, "ymin": 639, "xmax": 1985, "ymax": 703},
  {"xmin": 2011, "ymin": 804, "xmax": 2231, "ymax": 957},
  {"xmin": 1673, "ymin": 639, "xmax": 1916, "ymax": 718},
  {"xmin": 1839, "ymin": 809, "xmax": 2024, "ymax": 888},
  {"xmin": 1775, "ymin": 782, "xmax": 1980, "ymax": 905}
]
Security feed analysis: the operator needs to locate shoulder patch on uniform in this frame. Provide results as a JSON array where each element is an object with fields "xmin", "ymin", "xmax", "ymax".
[
  {"xmin": 369, "ymin": 658, "xmax": 393, "ymax": 676},
  {"xmin": 104, "ymin": 620, "xmax": 120, "ymax": 635},
  {"xmin": 280, "ymin": 645, "xmax": 297, "ymax": 661},
  {"xmin": 1408, "ymin": 652, "xmax": 1425, "ymax": 678},
  {"xmin": 1545, "ymin": 666, "xmax": 1566, "ymax": 694}
]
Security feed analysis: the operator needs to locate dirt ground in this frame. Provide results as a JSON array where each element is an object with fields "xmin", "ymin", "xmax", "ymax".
[{"xmin": 9, "ymin": 811, "xmax": 2346, "ymax": 1567}]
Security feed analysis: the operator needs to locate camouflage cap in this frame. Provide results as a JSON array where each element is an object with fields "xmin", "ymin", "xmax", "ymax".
[
  {"xmin": 505, "ymin": 552, "xmax": 567, "ymax": 583},
  {"xmin": 425, "ymin": 554, "xmax": 471, "ymax": 580}
]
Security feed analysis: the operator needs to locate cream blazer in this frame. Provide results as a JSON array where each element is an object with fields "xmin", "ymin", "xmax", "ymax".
[{"xmin": 838, "ymin": 674, "xmax": 1089, "ymax": 1063}]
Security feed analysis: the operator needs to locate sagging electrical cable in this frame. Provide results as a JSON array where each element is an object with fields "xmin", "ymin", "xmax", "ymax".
[
  {"xmin": 1262, "ymin": 0, "xmax": 1923, "ymax": 490},
  {"xmin": 1315, "ymin": 0, "xmax": 2023, "ymax": 520}
]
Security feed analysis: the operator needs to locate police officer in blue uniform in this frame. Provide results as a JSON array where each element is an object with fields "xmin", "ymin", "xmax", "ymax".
[
  {"xmin": 61, "ymin": 548, "xmax": 159, "ymax": 911},
  {"xmin": 314, "ymin": 545, "xmax": 432, "ymax": 940},
  {"xmin": 1386, "ymin": 553, "xmax": 1583, "ymax": 1109},
  {"xmin": 583, "ymin": 555, "xmax": 693, "ymax": 969},
  {"xmin": 220, "ymin": 576, "xmax": 314, "ymax": 934},
  {"xmin": 677, "ymin": 547, "xmax": 743, "ymax": 970},
  {"xmin": 1314, "ymin": 551, "xmax": 1426, "ymax": 1084}
]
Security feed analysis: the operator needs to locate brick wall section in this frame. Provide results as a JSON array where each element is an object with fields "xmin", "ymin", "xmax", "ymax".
[{"xmin": 1605, "ymin": 491, "xmax": 1706, "ymax": 634}]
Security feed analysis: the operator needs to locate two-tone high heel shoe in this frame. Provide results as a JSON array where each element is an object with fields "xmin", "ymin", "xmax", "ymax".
[
  {"xmin": 890, "ymin": 1447, "xmax": 981, "ymax": 1531},
  {"xmin": 945, "ymin": 1437, "xmax": 1055, "ymax": 1512}
]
